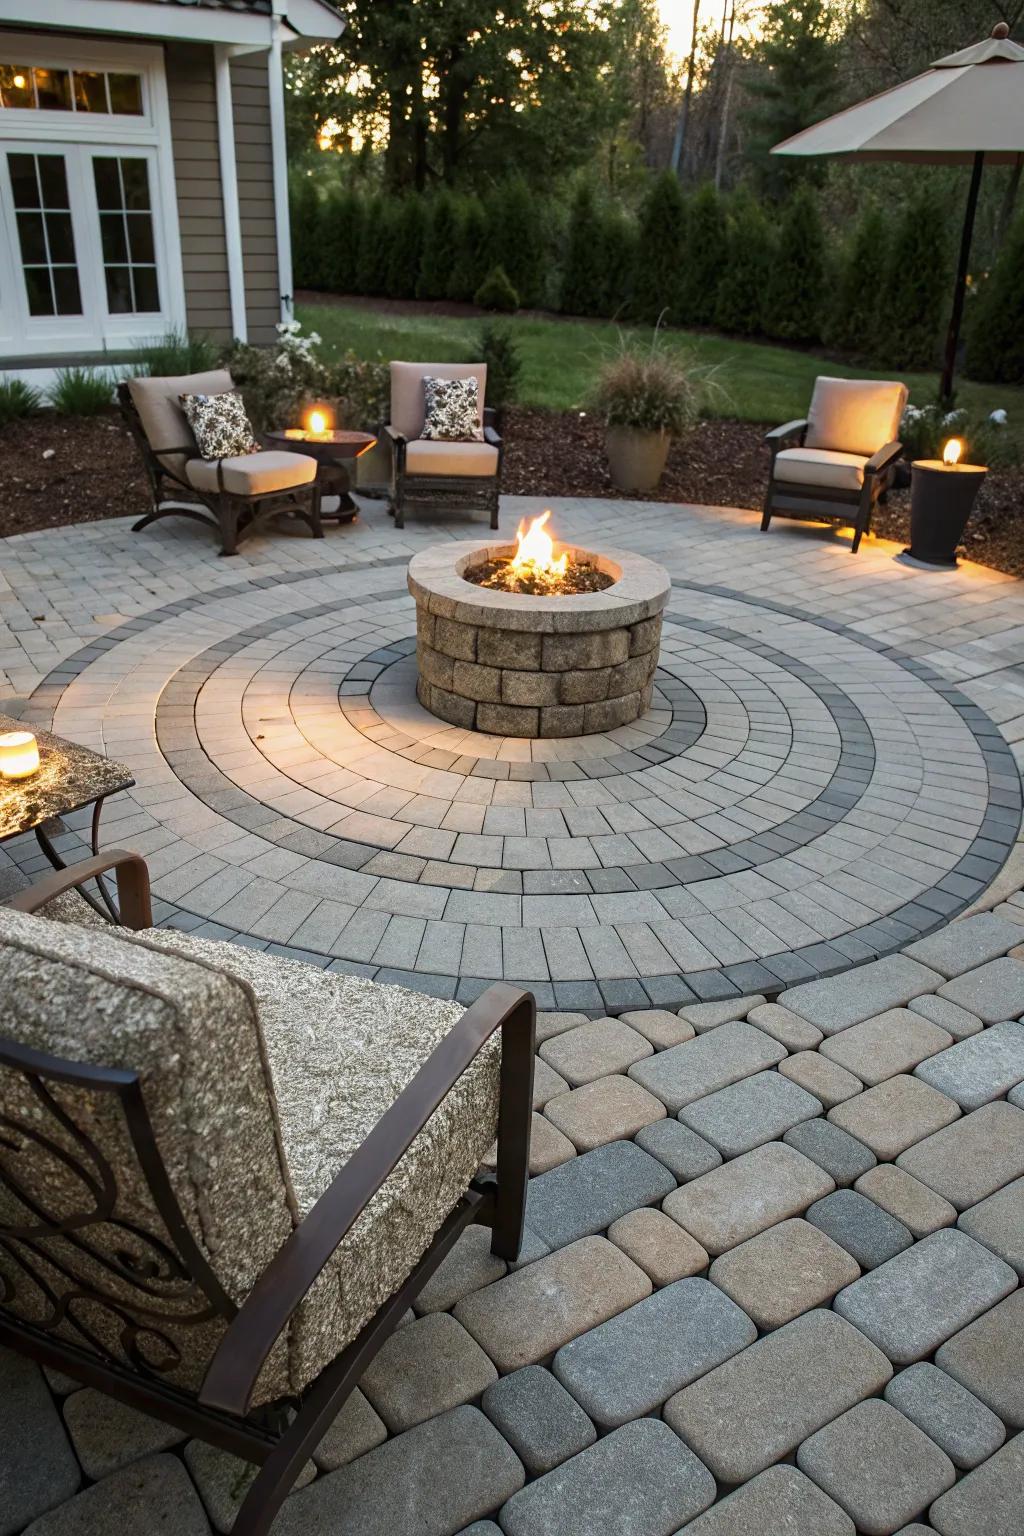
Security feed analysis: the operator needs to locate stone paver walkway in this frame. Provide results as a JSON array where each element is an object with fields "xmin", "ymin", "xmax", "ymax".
[{"xmin": 3, "ymin": 496, "xmax": 1024, "ymax": 1534}]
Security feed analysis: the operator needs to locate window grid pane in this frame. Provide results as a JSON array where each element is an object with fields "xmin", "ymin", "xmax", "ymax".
[
  {"xmin": 92, "ymin": 155, "xmax": 160, "ymax": 315},
  {"xmin": 0, "ymin": 65, "xmax": 142, "ymax": 114},
  {"xmin": 8, "ymin": 152, "xmax": 82, "ymax": 317}
]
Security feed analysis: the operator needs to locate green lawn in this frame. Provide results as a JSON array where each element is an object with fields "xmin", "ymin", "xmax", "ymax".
[{"xmin": 298, "ymin": 299, "xmax": 1022, "ymax": 435}]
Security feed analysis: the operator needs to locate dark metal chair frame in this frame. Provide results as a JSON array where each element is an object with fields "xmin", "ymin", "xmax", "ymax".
[
  {"xmin": 384, "ymin": 407, "xmax": 502, "ymax": 531},
  {"xmin": 0, "ymin": 854, "xmax": 535, "ymax": 1536},
  {"xmin": 761, "ymin": 418, "xmax": 903, "ymax": 555},
  {"xmin": 118, "ymin": 383, "xmax": 324, "ymax": 557}
]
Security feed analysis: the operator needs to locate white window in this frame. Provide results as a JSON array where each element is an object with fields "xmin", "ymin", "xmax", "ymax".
[{"xmin": 0, "ymin": 35, "xmax": 184, "ymax": 359}]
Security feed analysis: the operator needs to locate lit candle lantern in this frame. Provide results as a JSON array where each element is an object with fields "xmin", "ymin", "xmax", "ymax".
[
  {"xmin": 0, "ymin": 730, "xmax": 40, "ymax": 779},
  {"xmin": 906, "ymin": 437, "xmax": 987, "ymax": 567},
  {"xmin": 306, "ymin": 407, "xmax": 331, "ymax": 440}
]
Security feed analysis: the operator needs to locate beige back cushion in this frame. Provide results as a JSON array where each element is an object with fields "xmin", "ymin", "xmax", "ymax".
[
  {"xmin": 128, "ymin": 369, "xmax": 235, "ymax": 474},
  {"xmin": 391, "ymin": 361, "xmax": 487, "ymax": 440},
  {"xmin": 805, "ymin": 377, "xmax": 908, "ymax": 458},
  {"xmin": 0, "ymin": 906, "xmax": 293, "ymax": 1394}
]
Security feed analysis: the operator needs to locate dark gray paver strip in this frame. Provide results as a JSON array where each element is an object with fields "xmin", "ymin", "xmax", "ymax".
[
  {"xmin": 480, "ymin": 1367, "xmax": 595, "ymax": 1477},
  {"xmin": 805, "ymin": 1189, "xmax": 914, "ymax": 1270}
]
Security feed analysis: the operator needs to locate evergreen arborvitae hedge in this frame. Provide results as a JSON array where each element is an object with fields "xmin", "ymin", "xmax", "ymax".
[
  {"xmin": 418, "ymin": 192, "xmax": 459, "ymax": 301},
  {"xmin": 486, "ymin": 178, "xmax": 546, "ymax": 308},
  {"xmin": 966, "ymin": 211, "xmax": 1024, "ymax": 384},
  {"xmin": 561, "ymin": 182, "xmax": 609, "ymax": 317},
  {"xmin": 602, "ymin": 209, "xmax": 637, "ymax": 319},
  {"xmin": 289, "ymin": 177, "xmax": 321, "ymax": 289},
  {"xmin": 385, "ymin": 197, "xmax": 426, "ymax": 300},
  {"xmin": 679, "ymin": 182, "xmax": 726, "ymax": 326},
  {"xmin": 824, "ymin": 204, "xmax": 889, "ymax": 357},
  {"xmin": 355, "ymin": 195, "xmax": 394, "ymax": 297},
  {"xmin": 632, "ymin": 171, "xmax": 687, "ymax": 324},
  {"xmin": 449, "ymin": 195, "xmax": 489, "ymax": 302},
  {"xmin": 319, "ymin": 189, "xmax": 363, "ymax": 295},
  {"xmin": 475, "ymin": 264, "xmax": 520, "ymax": 312},
  {"xmin": 714, "ymin": 188, "xmax": 771, "ymax": 336},
  {"xmin": 764, "ymin": 184, "xmax": 825, "ymax": 344},
  {"xmin": 881, "ymin": 193, "xmax": 951, "ymax": 369}
]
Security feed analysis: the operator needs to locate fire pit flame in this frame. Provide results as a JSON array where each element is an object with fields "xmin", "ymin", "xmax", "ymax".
[
  {"xmin": 470, "ymin": 511, "xmax": 613, "ymax": 596},
  {"xmin": 510, "ymin": 511, "xmax": 569, "ymax": 587}
]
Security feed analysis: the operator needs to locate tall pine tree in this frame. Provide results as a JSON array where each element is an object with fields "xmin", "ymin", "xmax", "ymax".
[
  {"xmin": 881, "ymin": 193, "xmax": 951, "ymax": 369},
  {"xmin": 714, "ymin": 188, "xmax": 771, "ymax": 337},
  {"xmin": 824, "ymin": 204, "xmax": 889, "ymax": 357},
  {"xmin": 764, "ymin": 185, "xmax": 825, "ymax": 344},
  {"xmin": 561, "ymin": 181, "xmax": 609, "ymax": 317},
  {"xmin": 632, "ymin": 171, "xmax": 687, "ymax": 324},
  {"xmin": 744, "ymin": 0, "xmax": 839, "ymax": 192},
  {"xmin": 679, "ymin": 183, "xmax": 726, "ymax": 326}
]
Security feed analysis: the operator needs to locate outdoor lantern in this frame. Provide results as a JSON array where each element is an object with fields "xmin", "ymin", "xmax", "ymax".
[
  {"xmin": 0, "ymin": 730, "xmax": 40, "ymax": 779},
  {"xmin": 906, "ymin": 438, "xmax": 988, "ymax": 567}
]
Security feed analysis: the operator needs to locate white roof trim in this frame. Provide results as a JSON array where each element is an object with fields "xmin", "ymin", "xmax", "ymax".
[{"xmin": 0, "ymin": 0, "xmax": 343, "ymax": 47}]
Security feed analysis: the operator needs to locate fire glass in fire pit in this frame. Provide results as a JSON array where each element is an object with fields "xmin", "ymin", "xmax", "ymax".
[{"xmin": 408, "ymin": 515, "xmax": 670, "ymax": 739}]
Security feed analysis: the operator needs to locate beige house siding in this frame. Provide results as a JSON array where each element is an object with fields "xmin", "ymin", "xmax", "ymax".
[
  {"xmin": 164, "ymin": 42, "xmax": 233, "ymax": 342},
  {"xmin": 230, "ymin": 51, "xmax": 282, "ymax": 345}
]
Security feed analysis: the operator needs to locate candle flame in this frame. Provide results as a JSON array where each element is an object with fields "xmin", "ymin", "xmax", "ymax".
[
  {"xmin": 307, "ymin": 408, "xmax": 329, "ymax": 436},
  {"xmin": 943, "ymin": 438, "xmax": 963, "ymax": 466},
  {"xmin": 508, "ymin": 511, "xmax": 568, "ymax": 584}
]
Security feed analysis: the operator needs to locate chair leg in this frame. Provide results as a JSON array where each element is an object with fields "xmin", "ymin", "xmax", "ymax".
[
  {"xmin": 851, "ymin": 486, "xmax": 874, "ymax": 554},
  {"xmin": 393, "ymin": 489, "xmax": 405, "ymax": 530},
  {"xmin": 490, "ymin": 992, "xmax": 536, "ymax": 1261},
  {"xmin": 760, "ymin": 487, "xmax": 773, "ymax": 533},
  {"xmin": 218, "ymin": 497, "xmax": 240, "ymax": 557},
  {"xmin": 309, "ymin": 482, "xmax": 324, "ymax": 540},
  {"xmin": 489, "ymin": 484, "xmax": 499, "ymax": 531}
]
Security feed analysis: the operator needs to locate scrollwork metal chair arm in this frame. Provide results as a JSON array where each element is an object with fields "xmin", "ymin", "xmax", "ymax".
[
  {"xmin": 7, "ymin": 851, "xmax": 152, "ymax": 930},
  {"xmin": 199, "ymin": 981, "xmax": 535, "ymax": 1418}
]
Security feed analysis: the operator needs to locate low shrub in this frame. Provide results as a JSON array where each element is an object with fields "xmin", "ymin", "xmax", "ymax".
[
  {"xmin": 592, "ymin": 334, "xmax": 710, "ymax": 436},
  {"xmin": 133, "ymin": 329, "xmax": 220, "ymax": 377},
  {"xmin": 0, "ymin": 377, "xmax": 42, "ymax": 426},
  {"xmin": 900, "ymin": 401, "xmax": 1018, "ymax": 470},
  {"xmin": 475, "ymin": 264, "xmax": 520, "ymax": 312},
  {"xmin": 49, "ymin": 367, "xmax": 114, "ymax": 416},
  {"xmin": 224, "ymin": 319, "xmax": 388, "ymax": 433},
  {"xmin": 477, "ymin": 322, "xmax": 523, "ymax": 411},
  {"xmin": 966, "ymin": 211, "xmax": 1024, "ymax": 384}
]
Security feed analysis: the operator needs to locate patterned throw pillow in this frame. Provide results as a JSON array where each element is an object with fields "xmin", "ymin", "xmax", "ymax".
[
  {"xmin": 180, "ymin": 390, "xmax": 261, "ymax": 459},
  {"xmin": 420, "ymin": 376, "xmax": 484, "ymax": 442}
]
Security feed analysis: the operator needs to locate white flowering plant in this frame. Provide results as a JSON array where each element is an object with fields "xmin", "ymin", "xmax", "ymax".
[
  {"xmin": 899, "ymin": 401, "xmax": 1015, "ymax": 468},
  {"xmin": 223, "ymin": 320, "xmax": 388, "ymax": 434}
]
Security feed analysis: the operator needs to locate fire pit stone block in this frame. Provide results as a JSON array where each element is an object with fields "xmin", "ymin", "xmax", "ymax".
[{"xmin": 408, "ymin": 540, "xmax": 670, "ymax": 739}]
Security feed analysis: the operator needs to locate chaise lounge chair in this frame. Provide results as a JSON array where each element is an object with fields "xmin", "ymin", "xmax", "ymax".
[{"xmin": 0, "ymin": 853, "xmax": 534, "ymax": 1535}]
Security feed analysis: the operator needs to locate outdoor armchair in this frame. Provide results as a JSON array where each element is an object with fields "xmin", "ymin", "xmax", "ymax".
[
  {"xmin": 384, "ymin": 361, "xmax": 502, "ymax": 530},
  {"xmin": 762, "ymin": 376, "xmax": 908, "ymax": 554},
  {"xmin": 120, "ymin": 370, "xmax": 323, "ymax": 556},
  {"xmin": 0, "ymin": 853, "xmax": 534, "ymax": 1536}
]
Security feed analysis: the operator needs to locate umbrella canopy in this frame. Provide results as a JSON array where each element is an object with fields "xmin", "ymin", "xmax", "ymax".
[{"xmin": 770, "ymin": 25, "xmax": 1024, "ymax": 401}]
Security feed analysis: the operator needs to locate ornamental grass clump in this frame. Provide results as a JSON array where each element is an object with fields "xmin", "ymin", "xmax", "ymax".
[{"xmin": 593, "ymin": 340, "xmax": 703, "ymax": 437}]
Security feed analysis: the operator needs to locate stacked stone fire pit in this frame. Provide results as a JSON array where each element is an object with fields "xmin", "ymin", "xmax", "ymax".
[{"xmin": 408, "ymin": 531, "xmax": 670, "ymax": 738}]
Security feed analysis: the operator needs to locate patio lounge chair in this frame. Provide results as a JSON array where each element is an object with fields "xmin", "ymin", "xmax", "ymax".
[
  {"xmin": 762, "ymin": 377, "xmax": 908, "ymax": 553},
  {"xmin": 0, "ymin": 854, "xmax": 534, "ymax": 1536},
  {"xmin": 384, "ymin": 362, "xmax": 502, "ymax": 531},
  {"xmin": 119, "ymin": 370, "xmax": 323, "ymax": 556}
]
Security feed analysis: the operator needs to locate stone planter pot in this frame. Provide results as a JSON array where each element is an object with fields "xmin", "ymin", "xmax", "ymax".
[{"xmin": 605, "ymin": 426, "xmax": 671, "ymax": 494}]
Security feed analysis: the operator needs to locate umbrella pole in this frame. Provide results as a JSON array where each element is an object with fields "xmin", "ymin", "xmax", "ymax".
[{"xmin": 940, "ymin": 150, "xmax": 985, "ymax": 406}]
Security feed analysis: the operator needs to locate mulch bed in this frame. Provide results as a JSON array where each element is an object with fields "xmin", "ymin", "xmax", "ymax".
[{"xmin": 2, "ymin": 405, "xmax": 1022, "ymax": 577}]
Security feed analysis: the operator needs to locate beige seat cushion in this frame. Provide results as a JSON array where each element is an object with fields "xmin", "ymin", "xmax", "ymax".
[
  {"xmin": 127, "ymin": 369, "xmax": 234, "ymax": 477},
  {"xmin": 186, "ymin": 450, "xmax": 318, "ymax": 497},
  {"xmin": 0, "ymin": 909, "xmax": 500, "ymax": 1405},
  {"xmin": 804, "ymin": 377, "xmax": 908, "ymax": 458},
  {"xmin": 390, "ymin": 361, "xmax": 487, "ymax": 441},
  {"xmin": 774, "ymin": 446, "xmax": 869, "ymax": 493},
  {"xmin": 405, "ymin": 439, "xmax": 499, "ymax": 478}
]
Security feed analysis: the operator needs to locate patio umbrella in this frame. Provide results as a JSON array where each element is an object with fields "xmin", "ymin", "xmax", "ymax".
[{"xmin": 771, "ymin": 23, "xmax": 1024, "ymax": 402}]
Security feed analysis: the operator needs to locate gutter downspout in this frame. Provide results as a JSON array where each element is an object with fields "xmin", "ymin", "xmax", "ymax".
[
  {"xmin": 214, "ymin": 45, "xmax": 248, "ymax": 342},
  {"xmin": 268, "ymin": 7, "xmax": 294, "ymax": 322}
]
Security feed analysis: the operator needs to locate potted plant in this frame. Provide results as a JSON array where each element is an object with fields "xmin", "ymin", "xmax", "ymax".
[{"xmin": 593, "ymin": 336, "xmax": 703, "ymax": 494}]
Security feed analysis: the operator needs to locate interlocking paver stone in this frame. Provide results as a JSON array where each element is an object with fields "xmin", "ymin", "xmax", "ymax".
[
  {"xmin": 497, "ymin": 1418, "xmax": 716, "ymax": 1536},
  {"xmin": 903, "ymin": 912, "xmax": 1024, "ymax": 978},
  {"xmin": 708, "ymin": 1217, "xmax": 860, "ymax": 1330},
  {"xmin": 62, "ymin": 1388, "xmax": 182, "ymax": 1479},
  {"xmin": 359, "ymin": 1312, "xmax": 497, "ymax": 1432},
  {"xmin": 908, "ymin": 993, "xmax": 983, "ymax": 1039},
  {"xmin": 928, "ymin": 1432, "xmax": 1024, "ymax": 1536},
  {"xmin": 938, "ymin": 957, "xmax": 1024, "ymax": 1022},
  {"xmin": 274, "ymin": 1406, "xmax": 524, "ymax": 1536},
  {"xmin": 525, "ymin": 1111, "xmax": 576, "ymax": 1173},
  {"xmin": 664, "ymin": 1141, "xmax": 834, "ymax": 1254},
  {"xmin": 679, "ymin": 1464, "xmax": 855, "ymax": 1536},
  {"xmin": 820, "ymin": 1009, "xmax": 952, "ymax": 1084},
  {"xmin": 551, "ymin": 1277, "xmax": 756, "ymax": 1427},
  {"xmin": 454, "ymin": 1236, "xmax": 651, "ymax": 1373},
  {"xmin": 535, "ymin": 1011, "xmax": 589, "ymax": 1044},
  {"xmin": 458, "ymin": 1526, "xmax": 502, "ymax": 1536},
  {"xmin": 854, "ymin": 1165, "xmax": 957, "ymax": 1237},
  {"xmin": 780, "ymin": 1049, "xmax": 863, "ymax": 1108},
  {"xmin": 784, "ymin": 1118, "xmax": 877, "ymax": 1185},
  {"xmin": 677, "ymin": 995, "xmax": 765, "ymax": 1033},
  {"xmin": 539, "ymin": 1018, "xmax": 652, "ymax": 1087},
  {"xmin": 184, "ymin": 1441, "xmax": 314, "ymax": 1533},
  {"xmin": 833, "ymin": 1228, "xmax": 1017, "ymax": 1364},
  {"xmin": 607, "ymin": 1207, "xmax": 709, "ymax": 1284},
  {"xmin": 413, "ymin": 1225, "xmax": 507, "ymax": 1315},
  {"xmin": 0, "ymin": 1352, "xmax": 79, "ymax": 1535},
  {"xmin": 480, "ymin": 1365, "xmax": 595, "ymax": 1476},
  {"xmin": 914, "ymin": 1020, "xmax": 1024, "ymax": 1108},
  {"xmin": 313, "ymin": 1388, "xmax": 387, "ymax": 1471},
  {"xmin": 884, "ymin": 1362, "xmax": 1006, "ymax": 1470},
  {"xmin": 830, "ymin": 1074, "xmax": 960, "ymax": 1160},
  {"xmin": 678, "ymin": 1069, "xmax": 821, "ymax": 1156},
  {"xmin": 618, "ymin": 1008, "xmax": 695, "ymax": 1048},
  {"xmin": 629, "ymin": 1022, "xmax": 786, "ymax": 1113},
  {"xmin": 22, "ymin": 1454, "xmax": 207, "ymax": 1536},
  {"xmin": 897, "ymin": 1100, "xmax": 1024, "ymax": 1208},
  {"xmin": 936, "ymin": 1288, "xmax": 1024, "ymax": 1428},
  {"xmin": 663, "ymin": 1308, "xmax": 892, "ymax": 1485},
  {"xmin": 524, "ymin": 1140, "xmax": 675, "ymax": 1249},
  {"xmin": 779, "ymin": 957, "xmax": 943, "ymax": 1036},
  {"xmin": 533, "ymin": 1057, "xmax": 569, "ymax": 1109},
  {"xmin": 797, "ymin": 1399, "xmax": 955, "ymax": 1536},
  {"xmin": 634, "ymin": 1119, "xmax": 722, "ymax": 1181},
  {"xmin": 746, "ymin": 1002, "xmax": 824, "ymax": 1051},
  {"xmin": 543, "ymin": 1074, "xmax": 665, "ymax": 1151},
  {"xmin": 957, "ymin": 1174, "xmax": 1024, "ymax": 1276},
  {"xmin": 806, "ymin": 1189, "xmax": 913, "ymax": 1270}
]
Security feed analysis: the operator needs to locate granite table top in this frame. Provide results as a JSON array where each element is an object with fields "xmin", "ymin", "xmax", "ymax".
[{"xmin": 0, "ymin": 713, "xmax": 134, "ymax": 842}]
